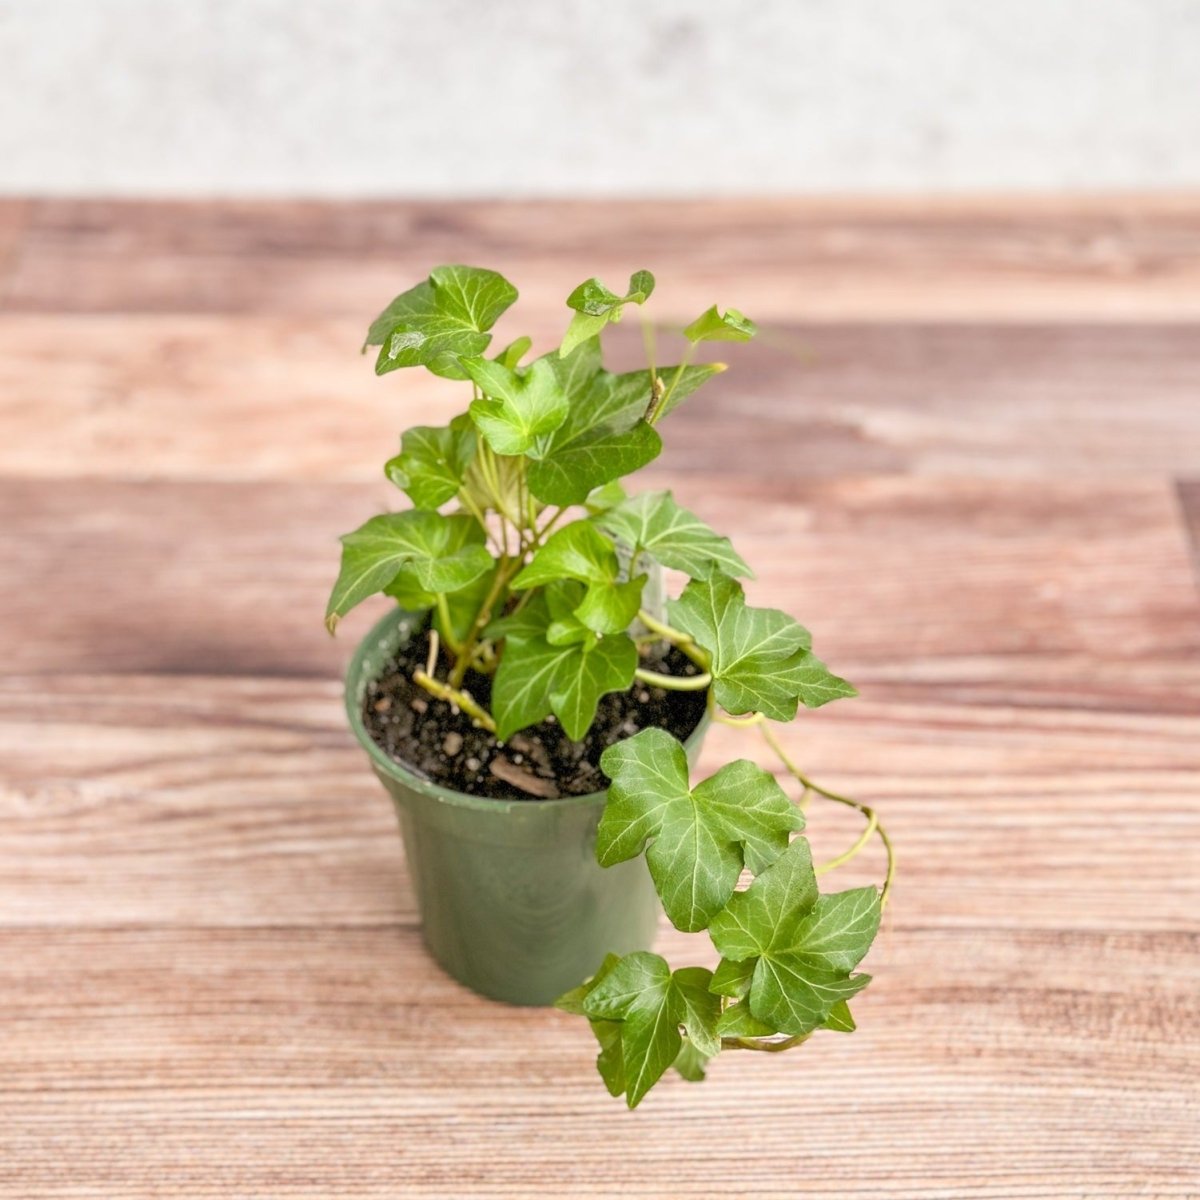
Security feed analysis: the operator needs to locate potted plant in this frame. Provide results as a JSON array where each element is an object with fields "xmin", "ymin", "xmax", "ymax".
[{"xmin": 329, "ymin": 265, "xmax": 894, "ymax": 1107}]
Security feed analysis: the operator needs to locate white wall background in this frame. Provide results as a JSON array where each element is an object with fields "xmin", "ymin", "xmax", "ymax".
[{"xmin": 2, "ymin": 0, "xmax": 1199, "ymax": 196}]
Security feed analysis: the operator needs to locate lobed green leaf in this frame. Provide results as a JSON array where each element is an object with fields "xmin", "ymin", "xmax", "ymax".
[
  {"xmin": 492, "ymin": 335, "xmax": 532, "ymax": 369},
  {"xmin": 669, "ymin": 575, "xmax": 856, "ymax": 720},
  {"xmin": 715, "ymin": 1003, "xmax": 776, "ymax": 1038},
  {"xmin": 671, "ymin": 1039, "xmax": 713, "ymax": 1082},
  {"xmin": 560, "ymin": 270, "xmax": 656, "ymax": 358},
  {"xmin": 581, "ymin": 951, "xmax": 719, "ymax": 1108},
  {"xmin": 489, "ymin": 590, "xmax": 638, "ymax": 740},
  {"xmin": 526, "ymin": 355, "xmax": 719, "ymax": 506},
  {"xmin": 554, "ymin": 954, "xmax": 627, "ymax": 1097},
  {"xmin": 708, "ymin": 838, "xmax": 880, "ymax": 1037},
  {"xmin": 384, "ymin": 419, "xmax": 476, "ymax": 510},
  {"xmin": 683, "ymin": 305, "xmax": 757, "ymax": 344},
  {"xmin": 597, "ymin": 729, "xmax": 804, "ymax": 932},
  {"xmin": 511, "ymin": 521, "xmax": 645, "ymax": 637},
  {"xmin": 598, "ymin": 490, "xmax": 753, "ymax": 580},
  {"xmin": 325, "ymin": 511, "xmax": 491, "ymax": 632},
  {"xmin": 511, "ymin": 521, "xmax": 619, "ymax": 590},
  {"xmin": 464, "ymin": 357, "xmax": 569, "ymax": 456},
  {"xmin": 367, "ymin": 265, "xmax": 518, "ymax": 379}
]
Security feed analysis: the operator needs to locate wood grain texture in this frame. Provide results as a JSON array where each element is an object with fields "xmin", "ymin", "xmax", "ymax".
[
  {"xmin": 1, "ymin": 199, "xmax": 1198, "ymax": 1199},
  {"xmin": 6, "ymin": 195, "xmax": 1200, "ymax": 320},
  {"xmin": 0, "ymin": 201, "xmax": 30, "ymax": 302},
  {"xmin": 2, "ymin": 317, "xmax": 1199, "ymax": 482},
  {"xmin": 3, "ymin": 669, "xmax": 1198, "ymax": 936},
  {"xmin": 1180, "ymin": 480, "xmax": 1200, "ymax": 587},
  {"xmin": 3, "ymin": 477, "xmax": 1197, "ymax": 676},
  {"xmin": 1, "ymin": 926, "xmax": 1196, "ymax": 1198}
]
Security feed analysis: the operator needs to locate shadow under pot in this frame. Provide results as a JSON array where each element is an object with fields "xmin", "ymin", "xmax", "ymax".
[{"xmin": 345, "ymin": 605, "xmax": 710, "ymax": 1006}]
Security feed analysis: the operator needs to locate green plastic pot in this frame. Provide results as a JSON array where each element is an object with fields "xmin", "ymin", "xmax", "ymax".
[{"xmin": 345, "ymin": 606, "xmax": 709, "ymax": 1006}]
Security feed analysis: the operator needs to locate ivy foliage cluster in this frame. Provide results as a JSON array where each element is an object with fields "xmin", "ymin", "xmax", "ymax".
[{"xmin": 329, "ymin": 265, "xmax": 893, "ymax": 1107}]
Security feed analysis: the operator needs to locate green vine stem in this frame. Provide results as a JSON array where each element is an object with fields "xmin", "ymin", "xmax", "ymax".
[
  {"xmin": 722, "ymin": 1032, "xmax": 810, "ymax": 1053},
  {"xmin": 447, "ymin": 554, "xmax": 523, "ymax": 689},
  {"xmin": 412, "ymin": 668, "xmax": 497, "ymax": 733},
  {"xmin": 644, "ymin": 640, "xmax": 894, "ymax": 1053},
  {"xmin": 628, "ymin": 614, "xmax": 893, "ymax": 906},
  {"xmin": 636, "ymin": 609, "xmax": 710, "ymax": 670},
  {"xmin": 706, "ymin": 703, "xmax": 895, "ymax": 909},
  {"xmin": 634, "ymin": 667, "xmax": 712, "ymax": 691}
]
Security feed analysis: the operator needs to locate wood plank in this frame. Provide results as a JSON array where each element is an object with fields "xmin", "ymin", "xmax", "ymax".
[
  {"xmin": 0, "ymin": 926, "xmax": 1196, "ymax": 1197},
  {"xmin": 2, "ymin": 476, "xmax": 1197, "ymax": 678},
  {"xmin": 9, "ymin": 196, "xmax": 1200, "ymax": 321},
  {"xmin": 2, "ymin": 316, "xmax": 1200, "ymax": 481},
  {"xmin": 0, "ymin": 200, "xmax": 30, "ymax": 302},
  {"xmin": 2, "ymin": 671, "xmax": 1198, "ymax": 933},
  {"xmin": 1179, "ymin": 479, "xmax": 1200, "ymax": 587},
  {"xmin": 3, "ymin": 197, "xmax": 1199, "ymax": 1198}
]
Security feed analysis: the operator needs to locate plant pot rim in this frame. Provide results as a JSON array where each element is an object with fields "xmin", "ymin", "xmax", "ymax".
[{"xmin": 345, "ymin": 605, "xmax": 710, "ymax": 816}]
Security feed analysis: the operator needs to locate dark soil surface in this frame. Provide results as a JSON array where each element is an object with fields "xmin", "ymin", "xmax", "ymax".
[{"xmin": 362, "ymin": 627, "xmax": 707, "ymax": 800}]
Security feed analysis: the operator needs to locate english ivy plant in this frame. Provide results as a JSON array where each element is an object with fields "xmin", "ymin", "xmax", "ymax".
[{"xmin": 329, "ymin": 265, "xmax": 894, "ymax": 1108}]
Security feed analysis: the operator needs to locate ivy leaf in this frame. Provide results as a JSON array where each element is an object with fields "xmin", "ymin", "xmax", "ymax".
[
  {"xmin": 672, "ymin": 1039, "xmax": 712, "ymax": 1082},
  {"xmin": 552, "ymin": 634, "xmax": 639, "ymax": 740},
  {"xmin": 584, "ymin": 480, "xmax": 628, "ymax": 515},
  {"xmin": 598, "ymin": 490, "xmax": 753, "ymax": 580},
  {"xmin": 574, "ymin": 574, "xmax": 646, "ymax": 636},
  {"xmin": 541, "ymin": 422, "xmax": 663, "ymax": 507},
  {"xmin": 465, "ymin": 357, "xmax": 569, "ymax": 456},
  {"xmin": 384, "ymin": 520, "xmax": 495, "ymax": 644},
  {"xmin": 582, "ymin": 952, "xmax": 719, "ymax": 1108},
  {"xmin": 683, "ymin": 305, "xmax": 757, "ymax": 344},
  {"xmin": 367, "ymin": 265, "xmax": 518, "ymax": 380},
  {"xmin": 384, "ymin": 419, "xmax": 476, "ymax": 510},
  {"xmin": 669, "ymin": 574, "xmax": 857, "ymax": 720},
  {"xmin": 567, "ymin": 272, "xmax": 655, "ymax": 316},
  {"xmin": 709, "ymin": 838, "xmax": 880, "ymax": 1037},
  {"xmin": 527, "ymin": 356, "xmax": 721, "ymax": 506},
  {"xmin": 326, "ymin": 511, "xmax": 491, "ymax": 632},
  {"xmin": 544, "ymin": 581, "xmax": 596, "ymax": 646},
  {"xmin": 560, "ymin": 270, "xmax": 656, "ymax": 358},
  {"xmin": 490, "ymin": 608, "xmax": 638, "ymax": 741},
  {"xmin": 490, "ymin": 635, "xmax": 569, "ymax": 738},
  {"xmin": 512, "ymin": 520, "xmax": 618, "ymax": 590},
  {"xmin": 493, "ymin": 335, "xmax": 532, "ymax": 369},
  {"xmin": 710, "ymin": 956, "xmax": 755, "ymax": 999},
  {"xmin": 671, "ymin": 966, "xmax": 723, "ymax": 1057},
  {"xmin": 716, "ymin": 1002, "xmax": 776, "ymax": 1038},
  {"xmin": 823, "ymin": 1001, "xmax": 857, "ymax": 1033},
  {"xmin": 555, "ymin": 953, "xmax": 626, "ymax": 1097},
  {"xmin": 597, "ymin": 728, "xmax": 804, "ymax": 932},
  {"xmin": 511, "ymin": 521, "xmax": 643, "ymax": 636},
  {"xmin": 485, "ymin": 590, "xmax": 554, "ymax": 643}
]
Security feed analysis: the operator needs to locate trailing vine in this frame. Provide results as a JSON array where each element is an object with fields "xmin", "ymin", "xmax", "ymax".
[{"xmin": 327, "ymin": 265, "xmax": 892, "ymax": 1107}]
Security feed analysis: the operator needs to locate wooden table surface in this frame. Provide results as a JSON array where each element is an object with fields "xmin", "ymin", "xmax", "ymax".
[{"xmin": 1, "ymin": 197, "xmax": 1198, "ymax": 1199}]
